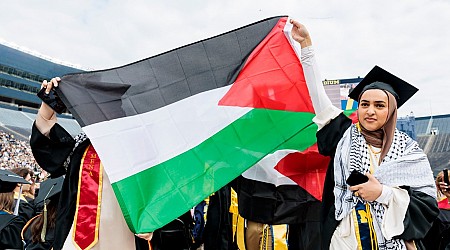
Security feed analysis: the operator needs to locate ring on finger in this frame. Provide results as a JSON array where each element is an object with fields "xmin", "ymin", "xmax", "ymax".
[{"xmin": 354, "ymin": 191, "xmax": 359, "ymax": 197}]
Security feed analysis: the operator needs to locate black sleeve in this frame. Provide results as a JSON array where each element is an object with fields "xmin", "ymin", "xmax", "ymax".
[
  {"xmin": 397, "ymin": 187, "xmax": 440, "ymax": 241},
  {"xmin": 422, "ymin": 215, "xmax": 441, "ymax": 250},
  {"xmin": 316, "ymin": 113, "xmax": 352, "ymax": 157},
  {"xmin": 317, "ymin": 113, "xmax": 351, "ymax": 250},
  {"xmin": 0, "ymin": 215, "xmax": 26, "ymax": 249},
  {"xmin": 30, "ymin": 122, "xmax": 75, "ymax": 177}
]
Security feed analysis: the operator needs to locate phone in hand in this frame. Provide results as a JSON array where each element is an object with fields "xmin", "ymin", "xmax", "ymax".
[
  {"xmin": 37, "ymin": 87, "xmax": 66, "ymax": 114},
  {"xmin": 444, "ymin": 169, "xmax": 449, "ymax": 185},
  {"xmin": 346, "ymin": 170, "xmax": 369, "ymax": 186}
]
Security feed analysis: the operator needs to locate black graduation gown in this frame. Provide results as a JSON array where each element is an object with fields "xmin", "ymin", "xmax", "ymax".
[
  {"xmin": 30, "ymin": 122, "xmax": 82, "ymax": 250},
  {"xmin": 22, "ymin": 215, "xmax": 55, "ymax": 250},
  {"xmin": 151, "ymin": 211, "xmax": 194, "ymax": 250},
  {"xmin": 30, "ymin": 122, "xmax": 149, "ymax": 250},
  {"xmin": 203, "ymin": 185, "xmax": 236, "ymax": 250},
  {"xmin": 423, "ymin": 208, "xmax": 450, "ymax": 250},
  {"xmin": 317, "ymin": 113, "xmax": 439, "ymax": 250},
  {"xmin": 0, "ymin": 212, "xmax": 26, "ymax": 249},
  {"xmin": 235, "ymin": 176, "xmax": 321, "ymax": 250},
  {"xmin": 14, "ymin": 197, "xmax": 36, "ymax": 221}
]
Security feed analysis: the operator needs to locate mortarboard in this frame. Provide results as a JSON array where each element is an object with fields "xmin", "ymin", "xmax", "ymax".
[
  {"xmin": 348, "ymin": 65, "xmax": 418, "ymax": 108},
  {"xmin": 34, "ymin": 176, "xmax": 64, "ymax": 206},
  {"xmin": 0, "ymin": 169, "xmax": 31, "ymax": 193},
  {"xmin": 34, "ymin": 176, "xmax": 64, "ymax": 242}
]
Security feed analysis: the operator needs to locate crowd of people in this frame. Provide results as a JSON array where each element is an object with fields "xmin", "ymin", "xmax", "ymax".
[
  {"xmin": 0, "ymin": 130, "xmax": 41, "ymax": 173},
  {"xmin": 1, "ymin": 19, "xmax": 450, "ymax": 250}
]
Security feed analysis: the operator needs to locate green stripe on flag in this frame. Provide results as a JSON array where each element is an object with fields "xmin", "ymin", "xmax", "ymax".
[
  {"xmin": 111, "ymin": 109, "xmax": 316, "ymax": 233},
  {"xmin": 343, "ymin": 109, "xmax": 357, "ymax": 116}
]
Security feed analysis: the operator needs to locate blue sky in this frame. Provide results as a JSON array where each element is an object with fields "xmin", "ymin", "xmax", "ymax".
[{"xmin": 1, "ymin": 0, "xmax": 449, "ymax": 117}]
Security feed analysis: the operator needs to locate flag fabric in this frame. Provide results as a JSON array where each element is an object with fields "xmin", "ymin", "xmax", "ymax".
[
  {"xmin": 58, "ymin": 16, "xmax": 327, "ymax": 233},
  {"xmin": 237, "ymin": 142, "xmax": 329, "ymax": 225}
]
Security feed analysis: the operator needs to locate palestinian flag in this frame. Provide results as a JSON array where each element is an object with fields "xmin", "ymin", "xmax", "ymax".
[
  {"xmin": 238, "ymin": 143, "xmax": 329, "ymax": 225},
  {"xmin": 58, "ymin": 16, "xmax": 328, "ymax": 233}
]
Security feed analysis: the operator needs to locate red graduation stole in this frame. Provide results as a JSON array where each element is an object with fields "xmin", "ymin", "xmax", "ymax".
[
  {"xmin": 438, "ymin": 197, "xmax": 450, "ymax": 210},
  {"xmin": 73, "ymin": 144, "xmax": 103, "ymax": 250}
]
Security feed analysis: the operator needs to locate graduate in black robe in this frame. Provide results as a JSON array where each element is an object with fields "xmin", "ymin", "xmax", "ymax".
[
  {"xmin": 0, "ymin": 169, "xmax": 30, "ymax": 249},
  {"xmin": 11, "ymin": 167, "xmax": 37, "ymax": 221},
  {"xmin": 21, "ymin": 177, "xmax": 63, "ymax": 250},
  {"xmin": 30, "ymin": 78, "xmax": 151, "ymax": 250},
  {"xmin": 291, "ymin": 19, "xmax": 438, "ymax": 249},
  {"xmin": 423, "ymin": 170, "xmax": 450, "ymax": 250}
]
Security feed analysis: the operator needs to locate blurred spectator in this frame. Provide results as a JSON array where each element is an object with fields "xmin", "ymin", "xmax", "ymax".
[
  {"xmin": 424, "ymin": 170, "xmax": 450, "ymax": 249},
  {"xmin": 10, "ymin": 167, "xmax": 36, "ymax": 221},
  {"xmin": 11, "ymin": 167, "xmax": 35, "ymax": 202}
]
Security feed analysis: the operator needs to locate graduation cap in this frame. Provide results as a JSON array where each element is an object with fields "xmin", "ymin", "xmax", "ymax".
[
  {"xmin": 0, "ymin": 169, "xmax": 31, "ymax": 193},
  {"xmin": 348, "ymin": 65, "xmax": 418, "ymax": 108},
  {"xmin": 34, "ymin": 176, "xmax": 64, "ymax": 242},
  {"xmin": 35, "ymin": 176, "xmax": 64, "ymax": 206}
]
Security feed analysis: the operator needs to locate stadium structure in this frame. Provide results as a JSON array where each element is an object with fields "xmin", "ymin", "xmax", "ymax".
[
  {"xmin": 0, "ymin": 42, "xmax": 82, "ymax": 140},
  {"xmin": 0, "ymin": 42, "xmax": 449, "ymax": 175}
]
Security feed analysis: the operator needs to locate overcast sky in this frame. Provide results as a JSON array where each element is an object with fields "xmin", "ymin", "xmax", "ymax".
[{"xmin": 1, "ymin": 0, "xmax": 449, "ymax": 117}]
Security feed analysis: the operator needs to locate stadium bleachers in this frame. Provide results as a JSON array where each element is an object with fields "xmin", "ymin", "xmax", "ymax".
[
  {"xmin": 416, "ymin": 114, "xmax": 450, "ymax": 135},
  {"xmin": 0, "ymin": 106, "xmax": 34, "ymax": 128},
  {"xmin": 417, "ymin": 134, "xmax": 450, "ymax": 176},
  {"xmin": 0, "ymin": 106, "xmax": 81, "ymax": 137}
]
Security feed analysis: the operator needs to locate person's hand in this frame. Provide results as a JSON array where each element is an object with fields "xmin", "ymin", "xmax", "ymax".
[
  {"xmin": 438, "ymin": 182, "xmax": 450, "ymax": 197},
  {"xmin": 349, "ymin": 173, "xmax": 383, "ymax": 202},
  {"xmin": 136, "ymin": 232, "xmax": 153, "ymax": 241},
  {"xmin": 39, "ymin": 77, "xmax": 61, "ymax": 119},
  {"xmin": 41, "ymin": 77, "xmax": 60, "ymax": 94},
  {"xmin": 290, "ymin": 19, "xmax": 311, "ymax": 48}
]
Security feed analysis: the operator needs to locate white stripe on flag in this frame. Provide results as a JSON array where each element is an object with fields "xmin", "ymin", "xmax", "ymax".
[
  {"xmin": 242, "ymin": 149, "xmax": 299, "ymax": 186},
  {"xmin": 83, "ymin": 85, "xmax": 252, "ymax": 183}
]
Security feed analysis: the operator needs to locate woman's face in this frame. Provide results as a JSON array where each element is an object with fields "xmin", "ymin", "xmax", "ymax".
[{"xmin": 357, "ymin": 89, "xmax": 389, "ymax": 131}]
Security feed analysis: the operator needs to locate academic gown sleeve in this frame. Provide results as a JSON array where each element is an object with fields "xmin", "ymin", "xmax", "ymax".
[
  {"xmin": 0, "ymin": 214, "xmax": 26, "ymax": 249},
  {"xmin": 316, "ymin": 113, "xmax": 352, "ymax": 157},
  {"xmin": 300, "ymin": 46, "xmax": 352, "ymax": 250},
  {"xmin": 30, "ymin": 121, "xmax": 75, "ymax": 177},
  {"xmin": 396, "ymin": 186, "xmax": 439, "ymax": 245},
  {"xmin": 316, "ymin": 114, "xmax": 352, "ymax": 249}
]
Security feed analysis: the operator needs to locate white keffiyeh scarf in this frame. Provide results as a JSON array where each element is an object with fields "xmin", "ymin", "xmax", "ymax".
[
  {"xmin": 334, "ymin": 124, "xmax": 435, "ymax": 249},
  {"xmin": 63, "ymin": 132, "xmax": 88, "ymax": 169}
]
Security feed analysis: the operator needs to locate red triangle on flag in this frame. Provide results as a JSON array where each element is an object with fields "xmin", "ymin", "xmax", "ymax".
[
  {"xmin": 219, "ymin": 17, "xmax": 314, "ymax": 113},
  {"xmin": 274, "ymin": 144, "xmax": 329, "ymax": 201}
]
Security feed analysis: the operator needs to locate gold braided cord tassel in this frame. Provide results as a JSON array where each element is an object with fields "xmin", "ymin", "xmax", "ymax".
[{"xmin": 40, "ymin": 202, "xmax": 48, "ymax": 242}]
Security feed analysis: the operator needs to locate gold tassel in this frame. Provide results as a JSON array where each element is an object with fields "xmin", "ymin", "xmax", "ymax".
[
  {"xmin": 41, "ymin": 202, "xmax": 47, "ymax": 242},
  {"xmin": 40, "ymin": 183, "xmax": 55, "ymax": 243}
]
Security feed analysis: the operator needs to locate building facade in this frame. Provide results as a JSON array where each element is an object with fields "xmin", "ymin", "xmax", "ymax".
[{"xmin": 0, "ymin": 43, "xmax": 81, "ymax": 109}]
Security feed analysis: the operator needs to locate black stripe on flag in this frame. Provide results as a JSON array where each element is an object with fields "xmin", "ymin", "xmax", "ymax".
[{"xmin": 58, "ymin": 16, "xmax": 285, "ymax": 127}]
